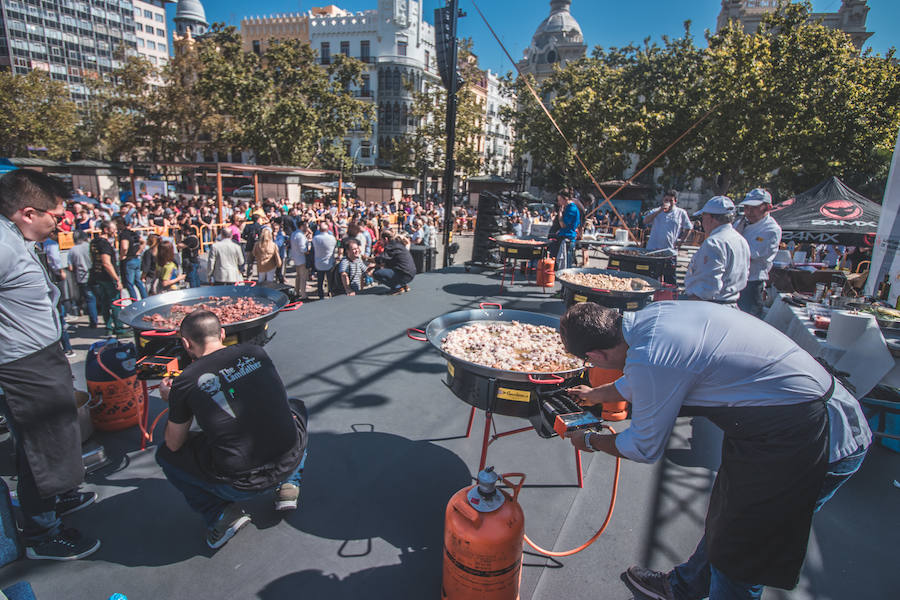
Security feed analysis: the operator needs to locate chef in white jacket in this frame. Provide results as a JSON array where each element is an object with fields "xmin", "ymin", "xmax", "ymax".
[
  {"xmin": 735, "ymin": 188, "xmax": 782, "ymax": 317},
  {"xmin": 682, "ymin": 196, "xmax": 750, "ymax": 305}
]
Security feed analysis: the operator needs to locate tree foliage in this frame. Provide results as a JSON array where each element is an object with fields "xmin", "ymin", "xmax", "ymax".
[
  {"xmin": 508, "ymin": 0, "xmax": 900, "ymax": 200},
  {"xmin": 144, "ymin": 36, "xmax": 234, "ymax": 162},
  {"xmin": 78, "ymin": 52, "xmax": 156, "ymax": 161},
  {"xmin": 391, "ymin": 40, "xmax": 486, "ymax": 182},
  {"xmin": 0, "ymin": 70, "xmax": 78, "ymax": 159},
  {"xmin": 196, "ymin": 25, "xmax": 373, "ymax": 169}
]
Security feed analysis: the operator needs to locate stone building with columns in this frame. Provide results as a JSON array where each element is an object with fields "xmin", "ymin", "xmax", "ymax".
[{"xmin": 716, "ymin": 0, "xmax": 873, "ymax": 50}]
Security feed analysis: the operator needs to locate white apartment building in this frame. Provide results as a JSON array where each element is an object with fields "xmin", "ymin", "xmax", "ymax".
[
  {"xmin": 308, "ymin": 0, "xmax": 437, "ymax": 169},
  {"xmin": 484, "ymin": 71, "xmax": 515, "ymax": 177},
  {"xmin": 133, "ymin": 0, "xmax": 169, "ymax": 72}
]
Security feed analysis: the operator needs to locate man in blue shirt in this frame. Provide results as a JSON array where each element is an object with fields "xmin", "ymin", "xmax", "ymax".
[
  {"xmin": 558, "ymin": 301, "xmax": 870, "ymax": 600},
  {"xmin": 551, "ymin": 189, "xmax": 580, "ymax": 269}
]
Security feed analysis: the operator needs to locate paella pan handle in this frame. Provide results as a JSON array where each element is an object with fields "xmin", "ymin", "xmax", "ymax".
[
  {"xmin": 279, "ymin": 301, "xmax": 303, "ymax": 312},
  {"xmin": 236, "ymin": 280, "xmax": 257, "ymax": 287},
  {"xmin": 591, "ymin": 288, "xmax": 611, "ymax": 294},
  {"xmin": 406, "ymin": 328, "xmax": 427, "ymax": 342},
  {"xmin": 112, "ymin": 297, "xmax": 136, "ymax": 307},
  {"xmin": 479, "ymin": 302, "xmax": 503, "ymax": 310},
  {"xmin": 141, "ymin": 330, "xmax": 178, "ymax": 338},
  {"xmin": 528, "ymin": 373, "xmax": 565, "ymax": 385}
]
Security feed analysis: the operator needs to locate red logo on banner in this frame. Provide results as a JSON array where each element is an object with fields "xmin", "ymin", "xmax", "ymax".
[
  {"xmin": 820, "ymin": 200, "xmax": 863, "ymax": 220},
  {"xmin": 770, "ymin": 197, "xmax": 794, "ymax": 213}
]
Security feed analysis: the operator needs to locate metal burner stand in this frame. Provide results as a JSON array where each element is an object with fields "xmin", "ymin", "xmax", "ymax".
[{"xmin": 459, "ymin": 372, "xmax": 587, "ymax": 488}]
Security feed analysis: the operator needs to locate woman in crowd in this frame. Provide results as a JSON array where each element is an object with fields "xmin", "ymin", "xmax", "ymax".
[
  {"xmin": 410, "ymin": 218, "xmax": 425, "ymax": 245},
  {"xmin": 157, "ymin": 240, "xmax": 185, "ymax": 291},
  {"xmin": 253, "ymin": 227, "xmax": 281, "ymax": 283},
  {"xmin": 141, "ymin": 234, "xmax": 160, "ymax": 295}
]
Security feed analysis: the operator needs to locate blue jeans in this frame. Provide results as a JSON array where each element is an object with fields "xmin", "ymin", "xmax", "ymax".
[
  {"xmin": 668, "ymin": 447, "xmax": 868, "ymax": 600},
  {"xmin": 77, "ymin": 282, "xmax": 98, "ymax": 327},
  {"xmin": 373, "ymin": 267, "xmax": 412, "ymax": 290},
  {"xmin": 58, "ymin": 304, "xmax": 71, "ymax": 353},
  {"xmin": 184, "ymin": 261, "xmax": 201, "ymax": 289},
  {"xmin": 0, "ymin": 393, "xmax": 62, "ymax": 543},
  {"xmin": 157, "ymin": 447, "xmax": 306, "ymax": 528},
  {"xmin": 122, "ymin": 257, "xmax": 147, "ymax": 300}
]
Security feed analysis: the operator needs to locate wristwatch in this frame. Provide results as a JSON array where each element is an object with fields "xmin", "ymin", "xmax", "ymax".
[{"xmin": 582, "ymin": 430, "xmax": 596, "ymax": 452}]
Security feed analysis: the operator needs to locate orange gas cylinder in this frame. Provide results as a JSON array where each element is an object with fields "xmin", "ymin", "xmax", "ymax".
[
  {"xmin": 589, "ymin": 367, "xmax": 627, "ymax": 421},
  {"xmin": 536, "ymin": 258, "xmax": 555, "ymax": 287},
  {"xmin": 442, "ymin": 468, "xmax": 525, "ymax": 600}
]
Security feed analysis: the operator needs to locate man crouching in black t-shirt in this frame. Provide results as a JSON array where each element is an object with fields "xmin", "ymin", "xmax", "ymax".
[{"xmin": 156, "ymin": 310, "xmax": 308, "ymax": 550}]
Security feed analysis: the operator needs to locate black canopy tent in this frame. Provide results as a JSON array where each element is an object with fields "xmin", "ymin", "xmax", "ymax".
[{"xmin": 770, "ymin": 176, "xmax": 880, "ymax": 245}]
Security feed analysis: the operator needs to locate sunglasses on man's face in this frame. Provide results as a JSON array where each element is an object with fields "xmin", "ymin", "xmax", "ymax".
[{"xmin": 29, "ymin": 207, "xmax": 65, "ymax": 223}]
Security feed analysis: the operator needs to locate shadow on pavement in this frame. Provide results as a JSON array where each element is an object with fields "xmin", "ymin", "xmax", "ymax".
[
  {"xmin": 258, "ymin": 550, "xmax": 439, "ymax": 600},
  {"xmin": 283, "ymin": 430, "xmax": 471, "ymax": 551}
]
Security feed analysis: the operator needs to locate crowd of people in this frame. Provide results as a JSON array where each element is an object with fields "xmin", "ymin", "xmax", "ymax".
[
  {"xmin": 0, "ymin": 167, "xmax": 875, "ymax": 600},
  {"xmin": 43, "ymin": 187, "xmax": 447, "ymax": 338}
]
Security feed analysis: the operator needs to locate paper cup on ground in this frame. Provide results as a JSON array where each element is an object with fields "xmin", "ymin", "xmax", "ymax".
[{"xmin": 827, "ymin": 310, "xmax": 876, "ymax": 351}]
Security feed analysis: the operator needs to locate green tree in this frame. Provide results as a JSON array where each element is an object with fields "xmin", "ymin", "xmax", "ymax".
[
  {"xmin": 508, "ymin": 1, "xmax": 900, "ymax": 200},
  {"xmin": 0, "ymin": 70, "xmax": 78, "ymax": 159},
  {"xmin": 78, "ymin": 52, "xmax": 156, "ymax": 161},
  {"xmin": 391, "ymin": 40, "xmax": 486, "ymax": 185},
  {"xmin": 197, "ymin": 25, "xmax": 372, "ymax": 169},
  {"xmin": 144, "ymin": 35, "xmax": 234, "ymax": 162}
]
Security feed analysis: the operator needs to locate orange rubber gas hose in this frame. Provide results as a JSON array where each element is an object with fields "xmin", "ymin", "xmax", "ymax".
[{"xmin": 523, "ymin": 425, "xmax": 621, "ymax": 557}]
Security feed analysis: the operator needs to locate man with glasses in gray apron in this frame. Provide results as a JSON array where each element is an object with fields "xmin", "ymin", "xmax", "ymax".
[
  {"xmin": 0, "ymin": 170, "xmax": 100, "ymax": 560},
  {"xmin": 558, "ymin": 301, "xmax": 871, "ymax": 600}
]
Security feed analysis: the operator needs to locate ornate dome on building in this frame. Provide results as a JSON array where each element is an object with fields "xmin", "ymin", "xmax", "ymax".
[
  {"xmin": 174, "ymin": 0, "xmax": 209, "ymax": 37},
  {"xmin": 517, "ymin": 0, "xmax": 587, "ymax": 82}
]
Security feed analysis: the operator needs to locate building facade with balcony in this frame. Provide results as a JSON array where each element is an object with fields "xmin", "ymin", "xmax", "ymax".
[
  {"xmin": 0, "ymin": 0, "xmax": 142, "ymax": 103},
  {"xmin": 716, "ymin": 0, "xmax": 873, "ymax": 50},
  {"xmin": 308, "ymin": 0, "xmax": 436, "ymax": 169},
  {"xmin": 484, "ymin": 70, "xmax": 514, "ymax": 177}
]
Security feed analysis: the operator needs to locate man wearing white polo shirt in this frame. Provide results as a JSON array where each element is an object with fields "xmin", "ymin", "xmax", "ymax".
[
  {"xmin": 558, "ymin": 301, "xmax": 871, "ymax": 600},
  {"xmin": 644, "ymin": 190, "xmax": 693, "ymax": 252},
  {"xmin": 735, "ymin": 188, "xmax": 782, "ymax": 317},
  {"xmin": 644, "ymin": 190, "xmax": 692, "ymax": 284},
  {"xmin": 682, "ymin": 196, "xmax": 750, "ymax": 306}
]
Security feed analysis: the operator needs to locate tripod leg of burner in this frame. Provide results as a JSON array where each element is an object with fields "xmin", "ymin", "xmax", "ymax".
[
  {"xmin": 465, "ymin": 406, "xmax": 476, "ymax": 438},
  {"xmin": 140, "ymin": 380, "xmax": 150, "ymax": 451},
  {"xmin": 575, "ymin": 447, "xmax": 583, "ymax": 488},
  {"xmin": 478, "ymin": 411, "xmax": 493, "ymax": 472}
]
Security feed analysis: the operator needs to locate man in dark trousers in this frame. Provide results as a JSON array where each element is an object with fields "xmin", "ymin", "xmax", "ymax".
[
  {"xmin": 241, "ymin": 214, "xmax": 262, "ymax": 279},
  {"xmin": 88, "ymin": 219, "xmax": 126, "ymax": 335},
  {"xmin": 157, "ymin": 311, "xmax": 308, "ymax": 550},
  {"xmin": 371, "ymin": 229, "xmax": 416, "ymax": 294},
  {"xmin": 558, "ymin": 301, "xmax": 871, "ymax": 600},
  {"xmin": 0, "ymin": 170, "xmax": 100, "ymax": 560}
]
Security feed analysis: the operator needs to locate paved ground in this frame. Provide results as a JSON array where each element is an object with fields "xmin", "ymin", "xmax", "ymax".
[{"xmin": 0, "ymin": 245, "xmax": 896, "ymax": 599}]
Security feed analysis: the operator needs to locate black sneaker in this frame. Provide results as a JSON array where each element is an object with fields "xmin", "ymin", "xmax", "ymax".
[
  {"xmin": 26, "ymin": 528, "xmax": 101, "ymax": 561},
  {"xmin": 206, "ymin": 504, "xmax": 251, "ymax": 549},
  {"xmin": 625, "ymin": 565, "xmax": 675, "ymax": 600},
  {"xmin": 56, "ymin": 491, "xmax": 97, "ymax": 517}
]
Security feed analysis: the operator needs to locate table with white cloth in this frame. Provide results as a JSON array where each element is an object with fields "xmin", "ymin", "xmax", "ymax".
[{"xmin": 765, "ymin": 294, "xmax": 900, "ymax": 397}]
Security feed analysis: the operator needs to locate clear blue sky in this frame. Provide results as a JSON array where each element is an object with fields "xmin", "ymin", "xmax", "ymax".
[{"xmin": 169, "ymin": 1, "xmax": 899, "ymax": 74}]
